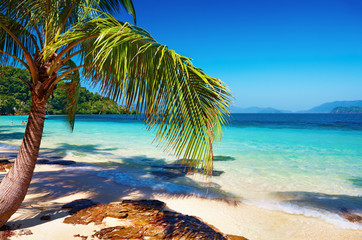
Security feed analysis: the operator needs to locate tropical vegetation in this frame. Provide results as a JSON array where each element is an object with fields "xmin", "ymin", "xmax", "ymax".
[
  {"xmin": 0, "ymin": 0, "xmax": 231, "ymax": 227},
  {"xmin": 0, "ymin": 66, "xmax": 137, "ymax": 115}
]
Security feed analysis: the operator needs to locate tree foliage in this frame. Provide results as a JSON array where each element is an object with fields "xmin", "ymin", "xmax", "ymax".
[
  {"xmin": 0, "ymin": 66, "xmax": 135, "ymax": 115},
  {"xmin": 0, "ymin": 0, "xmax": 231, "ymax": 173}
]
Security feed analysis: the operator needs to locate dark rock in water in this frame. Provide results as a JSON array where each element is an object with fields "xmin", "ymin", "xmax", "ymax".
[
  {"xmin": 214, "ymin": 155, "xmax": 236, "ymax": 162},
  {"xmin": 0, "ymin": 160, "xmax": 11, "ymax": 164},
  {"xmin": 64, "ymin": 199, "xmax": 247, "ymax": 240},
  {"xmin": 40, "ymin": 215, "xmax": 51, "ymax": 221},
  {"xmin": 340, "ymin": 208, "xmax": 362, "ymax": 223},
  {"xmin": 62, "ymin": 199, "xmax": 99, "ymax": 215}
]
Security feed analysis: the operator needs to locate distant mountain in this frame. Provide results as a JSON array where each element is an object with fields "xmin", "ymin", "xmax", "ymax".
[
  {"xmin": 230, "ymin": 106, "xmax": 290, "ymax": 113},
  {"xmin": 330, "ymin": 106, "xmax": 362, "ymax": 113},
  {"xmin": 303, "ymin": 100, "xmax": 362, "ymax": 113}
]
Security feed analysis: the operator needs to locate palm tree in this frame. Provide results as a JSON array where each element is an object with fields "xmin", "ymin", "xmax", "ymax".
[{"xmin": 0, "ymin": 0, "xmax": 231, "ymax": 226}]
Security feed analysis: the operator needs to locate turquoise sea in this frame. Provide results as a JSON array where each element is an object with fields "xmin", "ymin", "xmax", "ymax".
[{"xmin": 0, "ymin": 114, "xmax": 361, "ymax": 229}]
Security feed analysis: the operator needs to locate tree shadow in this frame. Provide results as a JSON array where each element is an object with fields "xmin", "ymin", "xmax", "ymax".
[
  {"xmin": 274, "ymin": 191, "xmax": 362, "ymax": 214},
  {"xmin": 3, "ymin": 154, "xmax": 238, "ymax": 230},
  {"xmin": 0, "ymin": 152, "xmax": 18, "ymax": 160},
  {"xmin": 38, "ymin": 143, "xmax": 119, "ymax": 159},
  {"xmin": 0, "ymin": 132, "xmax": 24, "ymax": 141}
]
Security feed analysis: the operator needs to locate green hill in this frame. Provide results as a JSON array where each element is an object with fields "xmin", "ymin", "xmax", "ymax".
[{"xmin": 0, "ymin": 66, "xmax": 136, "ymax": 115}]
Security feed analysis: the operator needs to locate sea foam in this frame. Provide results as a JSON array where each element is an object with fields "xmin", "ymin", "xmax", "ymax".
[{"xmin": 243, "ymin": 199, "xmax": 362, "ymax": 230}]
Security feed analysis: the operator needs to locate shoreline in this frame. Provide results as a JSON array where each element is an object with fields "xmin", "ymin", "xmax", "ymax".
[{"xmin": 0, "ymin": 149, "xmax": 361, "ymax": 239}]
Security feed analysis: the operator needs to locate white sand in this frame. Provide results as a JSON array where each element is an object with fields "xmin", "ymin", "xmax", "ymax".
[{"xmin": 0, "ymin": 158, "xmax": 361, "ymax": 240}]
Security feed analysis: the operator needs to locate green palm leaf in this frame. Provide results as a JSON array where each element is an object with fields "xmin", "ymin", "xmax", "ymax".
[
  {"xmin": 57, "ymin": 59, "xmax": 81, "ymax": 130},
  {"xmin": 48, "ymin": 14, "xmax": 231, "ymax": 173}
]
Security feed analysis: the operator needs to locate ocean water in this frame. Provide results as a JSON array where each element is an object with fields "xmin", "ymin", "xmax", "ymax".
[{"xmin": 0, "ymin": 113, "xmax": 361, "ymax": 229}]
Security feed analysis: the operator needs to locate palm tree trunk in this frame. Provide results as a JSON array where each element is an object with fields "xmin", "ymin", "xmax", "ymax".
[{"xmin": 0, "ymin": 95, "xmax": 47, "ymax": 227}]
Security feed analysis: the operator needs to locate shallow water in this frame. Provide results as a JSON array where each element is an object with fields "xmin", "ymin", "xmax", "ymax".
[{"xmin": 1, "ymin": 113, "xmax": 361, "ymax": 229}]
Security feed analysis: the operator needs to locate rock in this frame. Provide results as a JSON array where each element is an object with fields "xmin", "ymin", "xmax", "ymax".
[
  {"xmin": 18, "ymin": 229, "xmax": 33, "ymax": 236},
  {"xmin": 62, "ymin": 199, "xmax": 99, "ymax": 215},
  {"xmin": 226, "ymin": 235, "xmax": 249, "ymax": 240},
  {"xmin": 92, "ymin": 226, "xmax": 144, "ymax": 239},
  {"xmin": 0, "ymin": 161, "xmax": 13, "ymax": 172},
  {"xmin": 64, "ymin": 199, "xmax": 245, "ymax": 239},
  {"xmin": 64, "ymin": 204, "xmax": 105, "ymax": 225},
  {"xmin": 74, "ymin": 234, "xmax": 88, "ymax": 240},
  {"xmin": 40, "ymin": 215, "xmax": 51, "ymax": 221},
  {"xmin": 0, "ymin": 225, "xmax": 15, "ymax": 240},
  {"xmin": 5, "ymin": 164, "xmax": 12, "ymax": 170},
  {"xmin": 340, "ymin": 208, "xmax": 362, "ymax": 223}
]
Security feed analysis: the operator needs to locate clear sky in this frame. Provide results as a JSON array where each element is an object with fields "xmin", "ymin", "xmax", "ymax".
[{"xmin": 114, "ymin": 0, "xmax": 362, "ymax": 111}]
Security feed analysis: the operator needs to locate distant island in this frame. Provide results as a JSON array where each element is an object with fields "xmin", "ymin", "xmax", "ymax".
[
  {"xmin": 230, "ymin": 106, "xmax": 291, "ymax": 113},
  {"xmin": 0, "ymin": 66, "xmax": 137, "ymax": 115},
  {"xmin": 302, "ymin": 100, "xmax": 362, "ymax": 113},
  {"xmin": 231, "ymin": 100, "xmax": 362, "ymax": 113},
  {"xmin": 330, "ymin": 106, "xmax": 362, "ymax": 113}
]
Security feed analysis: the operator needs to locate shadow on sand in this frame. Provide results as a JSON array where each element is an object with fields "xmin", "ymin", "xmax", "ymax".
[
  {"xmin": 0, "ymin": 151, "xmax": 238, "ymax": 230},
  {"xmin": 274, "ymin": 191, "xmax": 362, "ymax": 214}
]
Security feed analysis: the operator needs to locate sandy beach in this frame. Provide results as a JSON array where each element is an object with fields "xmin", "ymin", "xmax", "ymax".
[{"xmin": 0, "ymin": 150, "xmax": 360, "ymax": 240}]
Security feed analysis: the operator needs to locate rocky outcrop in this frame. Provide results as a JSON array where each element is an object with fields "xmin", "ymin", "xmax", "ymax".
[{"xmin": 63, "ymin": 199, "xmax": 248, "ymax": 240}]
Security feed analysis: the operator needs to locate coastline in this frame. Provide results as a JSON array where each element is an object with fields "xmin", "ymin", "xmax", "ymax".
[{"xmin": 1, "ymin": 149, "xmax": 361, "ymax": 240}]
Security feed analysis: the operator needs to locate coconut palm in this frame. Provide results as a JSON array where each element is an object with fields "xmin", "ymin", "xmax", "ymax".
[{"xmin": 0, "ymin": 0, "xmax": 231, "ymax": 226}]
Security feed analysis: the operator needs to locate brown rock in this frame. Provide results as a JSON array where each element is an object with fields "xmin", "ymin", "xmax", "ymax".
[
  {"xmin": 226, "ymin": 235, "xmax": 249, "ymax": 240},
  {"xmin": 5, "ymin": 164, "xmax": 12, "ymax": 170},
  {"xmin": 74, "ymin": 234, "xmax": 88, "ymax": 240},
  {"xmin": 92, "ymin": 226, "xmax": 144, "ymax": 239},
  {"xmin": 0, "ymin": 225, "xmax": 15, "ymax": 240},
  {"xmin": 340, "ymin": 208, "xmax": 362, "ymax": 223},
  {"xmin": 64, "ymin": 199, "xmax": 246, "ymax": 240}
]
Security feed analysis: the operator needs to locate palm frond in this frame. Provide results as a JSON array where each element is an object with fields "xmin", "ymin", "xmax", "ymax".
[
  {"xmin": 50, "ymin": 15, "xmax": 231, "ymax": 173},
  {"xmin": 95, "ymin": 0, "xmax": 136, "ymax": 23},
  {"xmin": 57, "ymin": 59, "xmax": 81, "ymax": 130},
  {"xmin": 0, "ymin": 13, "xmax": 38, "ymax": 66}
]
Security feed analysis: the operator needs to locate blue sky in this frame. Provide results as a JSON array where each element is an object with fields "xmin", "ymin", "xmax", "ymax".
[{"xmin": 115, "ymin": 0, "xmax": 362, "ymax": 111}]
